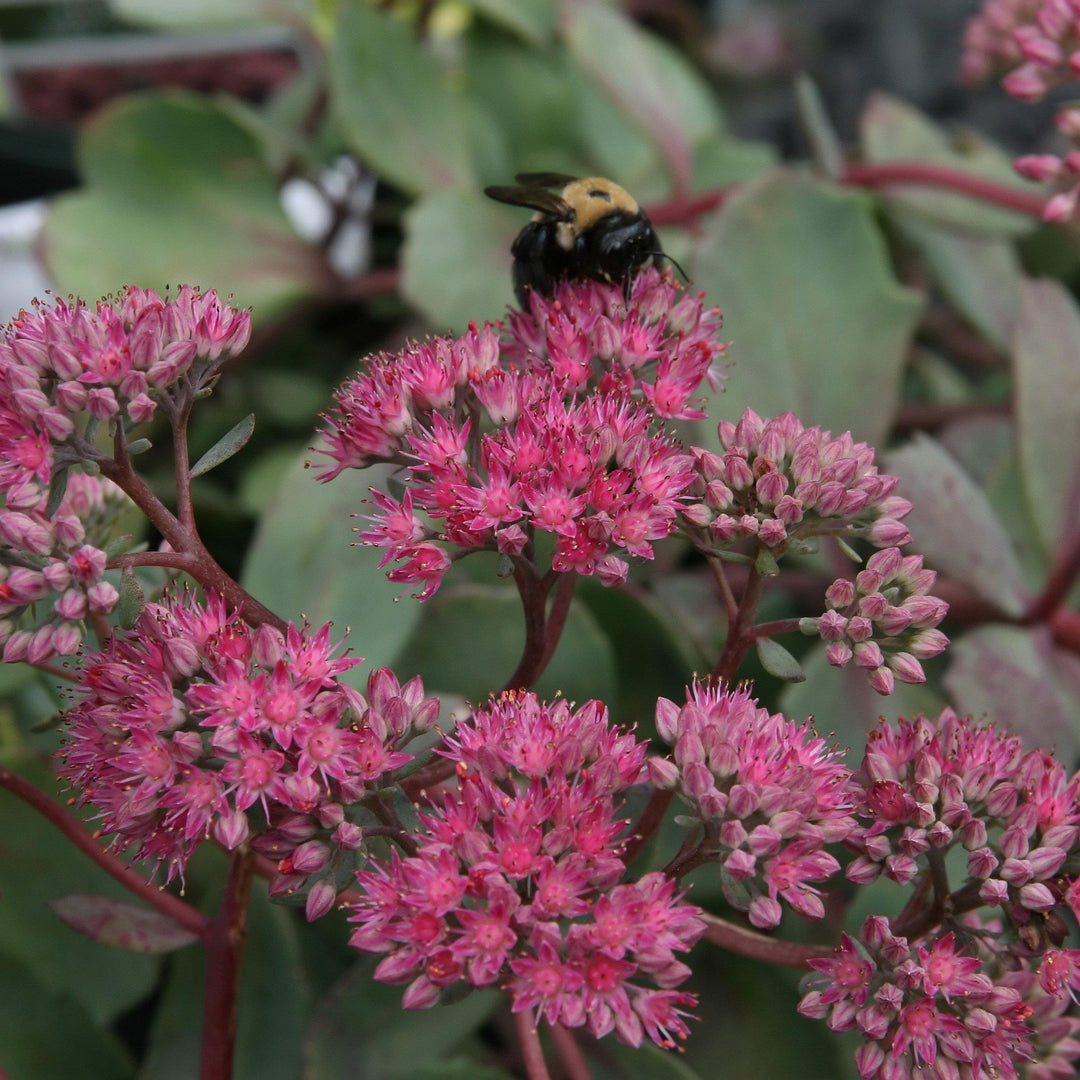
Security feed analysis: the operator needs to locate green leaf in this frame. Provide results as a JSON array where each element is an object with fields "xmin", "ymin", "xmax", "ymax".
[
  {"xmin": 105, "ymin": 0, "xmax": 309, "ymax": 27},
  {"xmin": 892, "ymin": 215, "xmax": 1023, "ymax": 353},
  {"xmin": 0, "ymin": 757, "xmax": 160, "ymax": 1025},
  {"xmin": 305, "ymin": 959, "xmax": 500, "ymax": 1079},
  {"xmin": 240, "ymin": 453, "xmax": 423, "ymax": 678},
  {"xmin": 561, "ymin": 1, "xmax": 722, "ymax": 192},
  {"xmin": 0, "ymin": 952, "xmax": 133, "ymax": 1080},
  {"xmin": 190, "ymin": 413, "xmax": 256, "ymax": 478},
  {"xmin": 755, "ymin": 637, "xmax": 805, "ymax": 682},
  {"xmin": 140, "ymin": 887, "xmax": 309, "ymax": 1080},
  {"xmin": 592, "ymin": 1041, "xmax": 705, "ymax": 1080},
  {"xmin": 118, "ymin": 567, "xmax": 146, "ymax": 630},
  {"xmin": 330, "ymin": 4, "xmax": 476, "ymax": 196},
  {"xmin": 781, "ymin": 643, "xmax": 943, "ymax": 753},
  {"xmin": 692, "ymin": 172, "xmax": 923, "ymax": 447},
  {"xmin": 465, "ymin": 0, "xmax": 556, "ymax": 45},
  {"xmin": 794, "ymin": 73, "xmax": 842, "ymax": 179},
  {"xmin": 885, "ymin": 433, "xmax": 1029, "ymax": 617},
  {"xmin": 50, "ymin": 895, "xmax": 200, "ymax": 953},
  {"xmin": 393, "ymin": 580, "xmax": 616, "ymax": 702},
  {"xmin": 401, "ymin": 189, "xmax": 517, "ymax": 333},
  {"xmin": 43, "ymin": 92, "xmax": 319, "ymax": 317},
  {"xmin": 1013, "ymin": 279, "xmax": 1080, "ymax": 554},
  {"xmin": 859, "ymin": 92, "xmax": 1042, "ymax": 236},
  {"xmin": 945, "ymin": 626, "xmax": 1080, "ymax": 756}
]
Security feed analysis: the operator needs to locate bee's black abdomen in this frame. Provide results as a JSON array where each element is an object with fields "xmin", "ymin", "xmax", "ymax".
[{"xmin": 509, "ymin": 220, "xmax": 572, "ymax": 308}]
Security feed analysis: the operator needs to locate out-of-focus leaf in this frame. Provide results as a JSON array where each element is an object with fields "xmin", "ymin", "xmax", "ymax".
[
  {"xmin": 43, "ymin": 92, "xmax": 320, "ymax": 316},
  {"xmin": 106, "ymin": 0, "xmax": 308, "ymax": 26},
  {"xmin": 0, "ymin": 757, "xmax": 160, "ymax": 1025},
  {"xmin": 592, "ymin": 1042, "xmax": 705, "ymax": 1079},
  {"xmin": 190, "ymin": 414, "xmax": 255, "ymax": 478},
  {"xmin": 240, "ymin": 453, "xmax": 423, "ymax": 678},
  {"xmin": 330, "ymin": 4, "xmax": 476, "ymax": 196},
  {"xmin": 393, "ymin": 583, "xmax": 616, "ymax": 702},
  {"xmin": 402, "ymin": 189, "xmax": 517, "ymax": 332},
  {"xmin": 859, "ymin": 93, "xmax": 1042, "ymax": 236},
  {"xmin": 399, "ymin": 1063, "xmax": 514, "ymax": 1080},
  {"xmin": 693, "ymin": 173, "xmax": 923, "ymax": 447},
  {"xmin": 945, "ymin": 626, "xmax": 1080, "ymax": 756},
  {"xmin": 50, "ymin": 895, "xmax": 200, "ymax": 953},
  {"xmin": 886, "ymin": 433, "xmax": 1029, "ymax": 617},
  {"xmin": 305, "ymin": 959, "xmax": 499, "ymax": 1079},
  {"xmin": 794, "ymin": 73, "xmax": 842, "ymax": 179},
  {"xmin": 561, "ymin": 1, "xmax": 722, "ymax": 193},
  {"xmin": 466, "ymin": 0, "xmax": 555, "ymax": 44},
  {"xmin": 1013, "ymin": 279, "xmax": 1080, "ymax": 554},
  {"xmin": 141, "ymin": 888, "xmax": 309, "ymax": 1080},
  {"xmin": 781, "ymin": 643, "xmax": 943, "ymax": 752},
  {"xmin": 893, "ymin": 216, "xmax": 1023, "ymax": 353},
  {"xmin": 0, "ymin": 952, "xmax": 132, "ymax": 1080}
]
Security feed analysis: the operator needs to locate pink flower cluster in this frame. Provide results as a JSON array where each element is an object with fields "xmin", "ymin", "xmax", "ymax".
[
  {"xmin": 0, "ymin": 286, "xmax": 251, "ymax": 504},
  {"xmin": 649, "ymin": 681, "xmax": 856, "ymax": 929},
  {"xmin": 799, "ymin": 917, "xmax": 1043, "ymax": 1080},
  {"xmin": 318, "ymin": 270, "xmax": 725, "ymax": 598},
  {"xmin": 60, "ymin": 591, "xmax": 436, "ymax": 908},
  {"xmin": 847, "ymin": 709, "xmax": 1080, "ymax": 933},
  {"xmin": 347, "ymin": 691, "xmax": 705, "ymax": 1048},
  {"xmin": 963, "ymin": 0, "xmax": 1080, "ymax": 220},
  {"xmin": 0, "ymin": 472, "xmax": 124, "ymax": 662},
  {"xmin": 683, "ymin": 409, "xmax": 913, "ymax": 553},
  {"xmin": 803, "ymin": 548, "xmax": 949, "ymax": 696}
]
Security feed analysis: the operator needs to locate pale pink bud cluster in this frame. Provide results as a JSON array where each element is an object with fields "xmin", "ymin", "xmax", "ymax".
[
  {"xmin": 0, "ymin": 472, "xmax": 126, "ymax": 663},
  {"xmin": 318, "ymin": 271, "xmax": 724, "ymax": 598},
  {"xmin": 848, "ymin": 709, "xmax": 1080, "ymax": 934},
  {"xmin": 684, "ymin": 409, "xmax": 913, "ymax": 554},
  {"xmin": 650, "ymin": 680, "xmax": 856, "ymax": 929},
  {"xmin": 347, "ymin": 691, "xmax": 705, "ymax": 1048},
  {"xmin": 0, "ymin": 287, "xmax": 251, "ymax": 505},
  {"xmin": 963, "ymin": 0, "xmax": 1080, "ymax": 220},
  {"xmin": 799, "ymin": 917, "xmax": 1038, "ymax": 1079},
  {"xmin": 60, "ymin": 591, "xmax": 437, "ymax": 903},
  {"xmin": 802, "ymin": 548, "xmax": 949, "ymax": 697}
]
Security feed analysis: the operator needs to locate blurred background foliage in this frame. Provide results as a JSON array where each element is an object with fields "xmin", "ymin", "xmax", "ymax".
[{"xmin": 0, "ymin": 0, "xmax": 1078, "ymax": 1077}]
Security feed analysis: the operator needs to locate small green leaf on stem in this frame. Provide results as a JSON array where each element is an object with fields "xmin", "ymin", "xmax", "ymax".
[
  {"xmin": 836, "ymin": 537, "xmax": 863, "ymax": 563},
  {"xmin": 190, "ymin": 413, "xmax": 255, "ymax": 478},
  {"xmin": 45, "ymin": 468, "xmax": 69, "ymax": 518},
  {"xmin": 754, "ymin": 547, "xmax": 780, "ymax": 576},
  {"xmin": 103, "ymin": 534, "xmax": 137, "ymax": 559},
  {"xmin": 118, "ymin": 568, "xmax": 146, "ymax": 630},
  {"xmin": 126, "ymin": 438, "xmax": 153, "ymax": 456},
  {"xmin": 755, "ymin": 637, "xmax": 806, "ymax": 682}
]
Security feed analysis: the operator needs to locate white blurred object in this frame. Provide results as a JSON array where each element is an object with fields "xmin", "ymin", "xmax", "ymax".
[
  {"xmin": 280, "ymin": 156, "xmax": 376, "ymax": 279},
  {"xmin": 0, "ymin": 199, "xmax": 51, "ymax": 323}
]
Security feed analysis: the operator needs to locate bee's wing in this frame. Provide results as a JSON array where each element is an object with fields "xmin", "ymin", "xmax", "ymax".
[
  {"xmin": 513, "ymin": 172, "xmax": 578, "ymax": 188},
  {"xmin": 484, "ymin": 185, "xmax": 571, "ymax": 218}
]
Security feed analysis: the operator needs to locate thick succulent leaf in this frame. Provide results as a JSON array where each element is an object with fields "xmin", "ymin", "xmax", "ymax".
[
  {"xmin": 43, "ymin": 92, "xmax": 319, "ymax": 316},
  {"xmin": 190, "ymin": 413, "xmax": 256, "ymax": 478},
  {"xmin": 886, "ymin": 434, "xmax": 1030, "ymax": 617},
  {"xmin": 693, "ymin": 172, "xmax": 923, "ymax": 447},
  {"xmin": 1013, "ymin": 279, "xmax": 1080, "ymax": 554}
]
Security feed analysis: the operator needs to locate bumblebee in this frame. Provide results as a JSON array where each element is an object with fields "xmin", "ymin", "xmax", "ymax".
[{"xmin": 484, "ymin": 172, "xmax": 663, "ymax": 306}]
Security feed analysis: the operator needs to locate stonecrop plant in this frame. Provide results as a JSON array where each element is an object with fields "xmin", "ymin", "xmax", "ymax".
[{"xmin": 3, "ymin": 2, "xmax": 1080, "ymax": 1080}]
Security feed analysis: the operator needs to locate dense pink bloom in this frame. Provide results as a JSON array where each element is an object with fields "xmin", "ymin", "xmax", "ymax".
[
  {"xmin": 347, "ymin": 691, "xmax": 704, "ymax": 1047},
  {"xmin": 650, "ymin": 680, "xmax": 856, "ymax": 928},
  {"xmin": 0, "ymin": 472, "xmax": 126, "ymax": 662},
  {"xmin": 318, "ymin": 270, "xmax": 725, "ymax": 598},
  {"xmin": 803, "ymin": 547, "xmax": 949, "ymax": 696},
  {"xmin": 60, "ymin": 591, "xmax": 437, "ymax": 898},
  {"xmin": 848, "ymin": 708, "xmax": 1080, "ymax": 930},
  {"xmin": 684, "ymin": 408, "xmax": 913, "ymax": 554}
]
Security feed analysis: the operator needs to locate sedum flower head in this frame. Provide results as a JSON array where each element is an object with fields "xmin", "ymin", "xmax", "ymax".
[
  {"xmin": 317, "ymin": 269, "xmax": 726, "ymax": 599},
  {"xmin": 60, "ymin": 591, "xmax": 436, "ymax": 900},
  {"xmin": 347, "ymin": 690, "xmax": 705, "ymax": 1048},
  {"xmin": 685, "ymin": 408, "xmax": 913, "ymax": 554},
  {"xmin": 651, "ymin": 680, "xmax": 856, "ymax": 929}
]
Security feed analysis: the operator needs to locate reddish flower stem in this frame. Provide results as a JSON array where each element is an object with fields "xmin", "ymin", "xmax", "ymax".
[
  {"xmin": 749, "ymin": 616, "xmax": 804, "ymax": 640},
  {"xmin": 549, "ymin": 1023, "xmax": 593, "ymax": 1080},
  {"xmin": 0, "ymin": 765, "xmax": 210, "ymax": 939},
  {"xmin": 199, "ymin": 849, "xmax": 255, "ymax": 1080},
  {"xmin": 622, "ymin": 789, "xmax": 675, "ymax": 865},
  {"xmin": 1025, "ymin": 525, "xmax": 1080, "ymax": 625},
  {"xmin": 711, "ymin": 561, "xmax": 766, "ymax": 682},
  {"xmin": 699, "ymin": 912, "xmax": 836, "ymax": 968},
  {"xmin": 515, "ymin": 1010, "xmax": 552, "ymax": 1080},
  {"xmin": 503, "ymin": 564, "xmax": 577, "ymax": 692}
]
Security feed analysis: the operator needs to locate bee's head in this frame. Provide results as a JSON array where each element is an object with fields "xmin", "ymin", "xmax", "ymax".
[{"xmin": 554, "ymin": 177, "xmax": 641, "ymax": 250}]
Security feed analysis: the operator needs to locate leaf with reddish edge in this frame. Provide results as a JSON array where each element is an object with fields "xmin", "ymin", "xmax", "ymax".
[
  {"xmin": 885, "ymin": 433, "xmax": 1029, "ymax": 618},
  {"xmin": 1013, "ymin": 279, "xmax": 1080, "ymax": 555},
  {"xmin": 693, "ymin": 173, "xmax": 922, "ymax": 448},
  {"xmin": 50, "ymin": 895, "xmax": 200, "ymax": 953},
  {"xmin": 859, "ymin": 92, "xmax": 1042, "ymax": 237},
  {"xmin": 945, "ymin": 625, "xmax": 1080, "ymax": 757}
]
